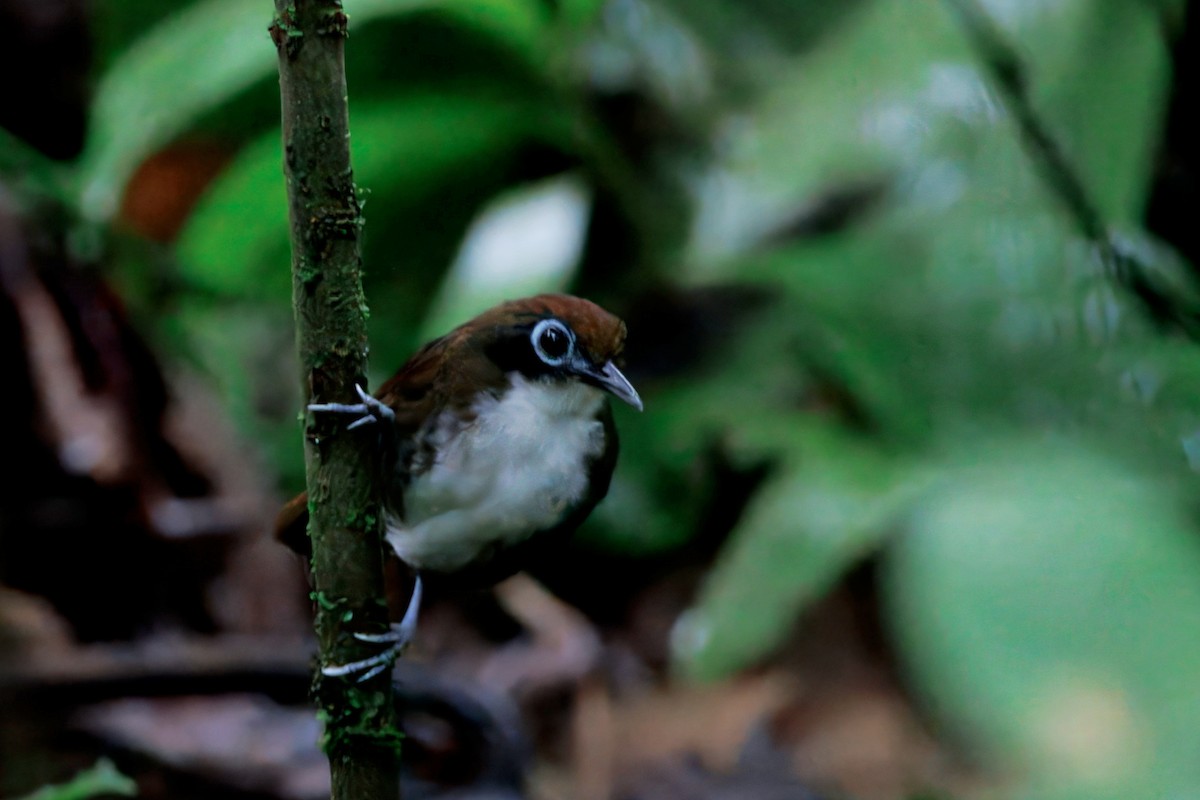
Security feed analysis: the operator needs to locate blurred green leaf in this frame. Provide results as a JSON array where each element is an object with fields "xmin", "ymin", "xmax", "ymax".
[
  {"xmin": 16, "ymin": 758, "xmax": 137, "ymax": 800},
  {"xmin": 650, "ymin": 0, "xmax": 1188, "ymax": 698},
  {"xmin": 692, "ymin": 0, "xmax": 1182, "ymax": 451},
  {"xmin": 0, "ymin": 127, "xmax": 75, "ymax": 206},
  {"xmin": 885, "ymin": 440, "xmax": 1200, "ymax": 799},
  {"xmin": 657, "ymin": 0, "xmax": 871, "ymax": 60},
  {"xmin": 685, "ymin": 0, "xmax": 969, "ymax": 258},
  {"xmin": 1070, "ymin": 9, "xmax": 1169, "ymax": 221},
  {"xmin": 91, "ymin": 0, "xmax": 195, "ymax": 69},
  {"xmin": 584, "ymin": 389, "xmax": 715, "ymax": 555},
  {"xmin": 990, "ymin": 0, "xmax": 1167, "ymax": 222},
  {"xmin": 81, "ymin": 0, "xmax": 287, "ymax": 221},
  {"xmin": 177, "ymin": 93, "xmax": 551, "ymax": 300},
  {"xmin": 420, "ymin": 173, "xmax": 591, "ymax": 339},
  {"xmin": 554, "ymin": 0, "xmax": 606, "ymax": 29},
  {"xmin": 674, "ymin": 422, "xmax": 927, "ymax": 680},
  {"xmin": 79, "ymin": 0, "xmax": 550, "ymax": 222}
]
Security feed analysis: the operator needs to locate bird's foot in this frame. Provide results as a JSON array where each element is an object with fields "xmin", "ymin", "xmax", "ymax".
[
  {"xmin": 322, "ymin": 576, "xmax": 423, "ymax": 682},
  {"xmin": 308, "ymin": 383, "xmax": 395, "ymax": 431}
]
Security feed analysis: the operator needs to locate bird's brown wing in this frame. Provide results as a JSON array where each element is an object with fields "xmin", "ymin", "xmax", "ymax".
[
  {"xmin": 274, "ymin": 492, "xmax": 312, "ymax": 554},
  {"xmin": 273, "ymin": 332, "xmax": 464, "ymax": 556}
]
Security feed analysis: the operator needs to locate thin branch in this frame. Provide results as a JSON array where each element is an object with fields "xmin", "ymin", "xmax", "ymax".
[{"xmin": 270, "ymin": 2, "xmax": 400, "ymax": 798}]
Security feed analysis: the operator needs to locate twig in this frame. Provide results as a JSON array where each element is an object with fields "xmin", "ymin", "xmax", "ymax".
[{"xmin": 269, "ymin": 2, "xmax": 401, "ymax": 798}]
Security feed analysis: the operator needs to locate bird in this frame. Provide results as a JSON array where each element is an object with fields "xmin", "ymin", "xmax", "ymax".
[{"xmin": 276, "ymin": 294, "xmax": 641, "ymax": 678}]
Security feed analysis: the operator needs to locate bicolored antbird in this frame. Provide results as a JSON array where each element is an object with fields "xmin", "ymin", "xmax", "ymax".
[{"xmin": 276, "ymin": 294, "xmax": 641, "ymax": 676}]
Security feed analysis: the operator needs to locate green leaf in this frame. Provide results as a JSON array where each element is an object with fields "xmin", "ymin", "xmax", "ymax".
[
  {"xmin": 694, "ymin": 0, "xmax": 1181, "ymax": 455},
  {"xmin": 0, "ymin": 127, "xmax": 75, "ymax": 206},
  {"xmin": 656, "ymin": 0, "xmax": 872, "ymax": 59},
  {"xmin": 685, "ymin": 0, "xmax": 969, "ymax": 260},
  {"xmin": 674, "ymin": 422, "xmax": 926, "ymax": 680},
  {"xmin": 176, "ymin": 93, "xmax": 554, "ymax": 301},
  {"xmin": 419, "ymin": 173, "xmax": 591, "ymax": 340},
  {"xmin": 1053, "ymin": 6, "xmax": 1169, "ymax": 223},
  {"xmin": 78, "ymin": 0, "xmax": 550, "ymax": 222},
  {"xmin": 80, "ymin": 0, "xmax": 285, "ymax": 221},
  {"xmin": 643, "ymin": 0, "xmax": 1181, "ymax": 693},
  {"xmin": 554, "ymin": 0, "xmax": 606, "ymax": 29},
  {"xmin": 686, "ymin": 0, "xmax": 1170, "ymax": 262},
  {"xmin": 885, "ymin": 440, "xmax": 1200, "ymax": 799},
  {"xmin": 16, "ymin": 758, "xmax": 137, "ymax": 800},
  {"xmin": 968, "ymin": 0, "xmax": 1170, "ymax": 223}
]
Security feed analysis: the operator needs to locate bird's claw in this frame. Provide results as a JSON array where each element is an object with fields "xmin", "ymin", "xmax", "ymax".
[
  {"xmin": 321, "ymin": 576, "xmax": 423, "ymax": 682},
  {"xmin": 308, "ymin": 383, "xmax": 395, "ymax": 431}
]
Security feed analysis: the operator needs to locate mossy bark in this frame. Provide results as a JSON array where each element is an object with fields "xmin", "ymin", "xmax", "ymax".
[{"xmin": 270, "ymin": 2, "xmax": 400, "ymax": 798}]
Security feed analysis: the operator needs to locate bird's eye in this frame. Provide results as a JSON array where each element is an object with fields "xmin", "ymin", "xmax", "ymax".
[{"xmin": 531, "ymin": 319, "xmax": 573, "ymax": 365}]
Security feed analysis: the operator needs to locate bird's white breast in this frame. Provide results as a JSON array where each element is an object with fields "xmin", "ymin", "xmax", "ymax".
[{"xmin": 385, "ymin": 374, "xmax": 607, "ymax": 572}]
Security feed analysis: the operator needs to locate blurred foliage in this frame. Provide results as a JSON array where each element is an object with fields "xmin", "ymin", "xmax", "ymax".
[
  {"xmin": 14, "ymin": 759, "xmax": 136, "ymax": 800},
  {"xmin": 888, "ymin": 441, "xmax": 1200, "ymax": 800},
  {"xmin": 4, "ymin": 0, "xmax": 1200, "ymax": 797}
]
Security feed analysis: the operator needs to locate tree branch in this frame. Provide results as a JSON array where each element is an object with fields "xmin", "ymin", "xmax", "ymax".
[{"xmin": 270, "ymin": 2, "xmax": 400, "ymax": 798}]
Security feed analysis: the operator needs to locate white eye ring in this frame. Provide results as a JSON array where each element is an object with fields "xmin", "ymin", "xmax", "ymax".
[{"xmin": 531, "ymin": 318, "xmax": 574, "ymax": 366}]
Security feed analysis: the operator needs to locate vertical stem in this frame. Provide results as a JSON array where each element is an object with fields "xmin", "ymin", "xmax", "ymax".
[{"xmin": 270, "ymin": 2, "xmax": 400, "ymax": 798}]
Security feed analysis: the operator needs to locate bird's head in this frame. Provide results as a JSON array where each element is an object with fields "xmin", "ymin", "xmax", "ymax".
[{"xmin": 474, "ymin": 294, "xmax": 643, "ymax": 411}]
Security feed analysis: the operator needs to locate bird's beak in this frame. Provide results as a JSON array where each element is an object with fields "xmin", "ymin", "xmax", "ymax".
[{"xmin": 587, "ymin": 360, "xmax": 643, "ymax": 411}]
